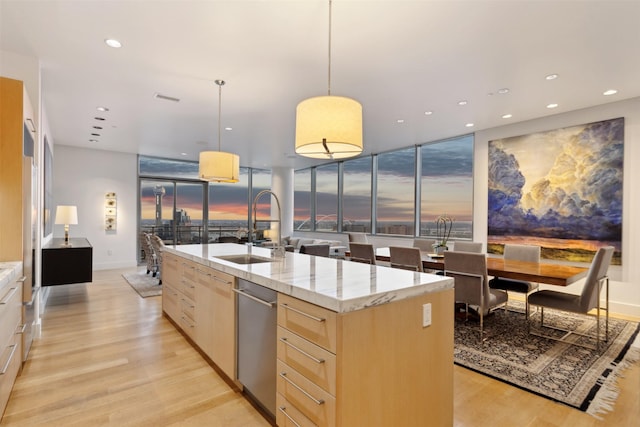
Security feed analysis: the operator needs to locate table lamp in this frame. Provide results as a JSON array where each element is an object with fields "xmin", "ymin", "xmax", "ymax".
[{"xmin": 55, "ymin": 205, "xmax": 78, "ymax": 247}]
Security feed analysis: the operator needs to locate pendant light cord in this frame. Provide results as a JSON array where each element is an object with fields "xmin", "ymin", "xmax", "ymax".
[
  {"xmin": 328, "ymin": 0, "xmax": 332, "ymax": 96},
  {"xmin": 215, "ymin": 79, "xmax": 225, "ymax": 152}
]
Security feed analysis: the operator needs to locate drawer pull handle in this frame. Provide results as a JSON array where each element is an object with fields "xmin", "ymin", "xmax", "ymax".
[
  {"xmin": 278, "ymin": 406, "xmax": 302, "ymax": 427},
  {"xmin": 280, "ymin": 303, "xmax": 325, "ymax": 322},
  {"xmin": 0, "ymin": 287, "xmax": 18, "ymax": 305},
  {"xmin": 280, "ymin": 337, "xmax": 325, "ymax": 364},
  {"xmin": 16, "ymin": 323, "xmax": 27, "ymax": 334},
  {"xmin": 0, "ymin": 345, "xmax": 17, "ymax": 375},
  {"xmin": 279, "ymin": 372, "xmax": 325, "ymax": 405},
  {"xmin": 181, "ymin": 299, "xmax": 195, "ymax": 309},
  {"xmin": 16, "ymin": 276, "xmax": 27, "ymax": 283},
  {"xmin": 233, "ymin": 288, "xmax": 276, "ymax": 308},
  {"xmin": 196, "ymin": 269, "xmax": 211, "ymax": 277},
  {"xmin": 213, "ymin": 276, "xmax": 232, "ymax": 285},
  {"xmin": 180, "ymin": 316, "xmax": 195, "ymax": 328}
]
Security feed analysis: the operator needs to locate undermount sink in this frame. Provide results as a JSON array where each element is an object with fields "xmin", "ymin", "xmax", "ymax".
[{"xmin": 215, "ymin": 254, "xmax": 274, "ymax": 265}]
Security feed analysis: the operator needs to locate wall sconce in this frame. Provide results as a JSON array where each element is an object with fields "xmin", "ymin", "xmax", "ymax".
[
  {"xmin": 55, "ymin": 205, "xmax": 78, "ymax": 247},
  {"xmin": 105, "ymin": 192, "xmax": 117, "ymax": 231}
]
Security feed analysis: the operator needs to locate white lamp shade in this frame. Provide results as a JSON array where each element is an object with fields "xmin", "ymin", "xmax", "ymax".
[
  {"xmin": 199, "ymin": 151, "xmax": 240, "ymax": 183},
  {"xmin": 263, "ymin": 229, "xmax": 276, "ymax": 239},
  {"xmin": 295, "ymin": 95, "xmax": 363, "ymax": 159},
  {"xmin": 55, "ymin": 205, "xmax": 78, "ymax": 225}
]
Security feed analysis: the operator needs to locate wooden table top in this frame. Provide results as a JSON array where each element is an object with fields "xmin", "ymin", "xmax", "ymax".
[{"xmin": 373, "ymin": 248, "xmax": 588, "ymax": 286}]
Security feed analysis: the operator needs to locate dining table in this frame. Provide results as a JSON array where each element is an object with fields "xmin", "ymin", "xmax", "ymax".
[{"xmin": 373, "ymin": 247, "xmax": 589, "ymax": 286}]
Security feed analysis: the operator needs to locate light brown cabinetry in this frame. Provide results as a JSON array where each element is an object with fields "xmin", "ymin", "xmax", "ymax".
[
  {"xmin": 0, "ymin": 77, "xmax": 35, "ymax": 303},
  {"xmin": 0, "ymin": 271, "xmax": 24, "ymax": 417},
  {"xmin": 162, "ymin": 254, "xmax": 237, "ymax": 380},
  {"xmin": 276, "ymin": 290, "xmax": 454, "ymax": 427}
]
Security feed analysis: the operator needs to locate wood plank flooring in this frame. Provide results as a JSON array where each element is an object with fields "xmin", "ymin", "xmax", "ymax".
[{"xmin": 1, "ymin": 267, "xmax": 638, "ymax": 426}]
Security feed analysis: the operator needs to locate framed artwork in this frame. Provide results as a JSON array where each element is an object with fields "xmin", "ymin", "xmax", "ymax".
[{"xmin": 488, "ymin": 117, "xmax": 624, "ymax": 264}]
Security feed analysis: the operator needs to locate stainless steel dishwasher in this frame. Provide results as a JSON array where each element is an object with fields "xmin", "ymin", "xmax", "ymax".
[{"xmin": 234, "ymin": 279, "xmax": 277, "ymax": 419}]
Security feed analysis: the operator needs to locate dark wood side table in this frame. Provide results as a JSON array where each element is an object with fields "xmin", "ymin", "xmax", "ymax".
[{"xmin": 42, "ymin": 237, "xmax": 93, "ymax": 286}]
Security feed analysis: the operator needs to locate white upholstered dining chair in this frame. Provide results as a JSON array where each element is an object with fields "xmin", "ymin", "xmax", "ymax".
[{"xmin": 389, "ymin": 246, "xmax": 423, "ymax": 272}]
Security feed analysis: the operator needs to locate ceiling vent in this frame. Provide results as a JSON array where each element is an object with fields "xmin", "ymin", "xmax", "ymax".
[{"xmin": 153, "ymin": 93, "xmax": 180, "ymax": 102}]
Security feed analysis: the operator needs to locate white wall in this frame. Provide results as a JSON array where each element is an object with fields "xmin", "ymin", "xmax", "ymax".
[
  {"xmin": 52, "ymin": 145, "xmax": 137, "ymax": 270},
  {"xmin": 474, "ymin": 97, "xmax": 640, "ymax": 316}
]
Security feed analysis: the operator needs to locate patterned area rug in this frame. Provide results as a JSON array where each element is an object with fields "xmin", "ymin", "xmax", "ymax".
[
  {"xmin": 122, "ymin": 271, "xmax": 162, "ymax": 298},
  {"xmin": 454, "ymin": 303, "xmax": 640, "ymax": 418}
]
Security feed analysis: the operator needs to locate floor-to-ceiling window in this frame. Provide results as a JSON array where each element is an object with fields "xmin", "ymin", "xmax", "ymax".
[
  {"xmin": 294, "ymin": 168, "xmax": 312, "ymax": 231},
  {"xmin": 250, "ymin": 168, "xmax": 272, "ymax": 237},
  {"xmin": 315, "ymin": 163, "xmax": 339, "ymax": 231},
  {"xmin": 376, "ymin": 147, "xmax": 416, "ymax": 236},
  {"xmin": 342, "ymin": 156, "xmax": 372, "ymax": 232},
  {"xmin": 292, "ymin": 134, "xmax": 474, "ymax": 238},
  {"xmin": 420, "ymin": 135, "xmax": 474, "ymax": 239},
  {"xmin": 208, "ymin": 167, "xmax": 249, "ymax": 242},
  {"xmin": 138, "ymin": 156, "xmax": 271, "ymax": 259}
]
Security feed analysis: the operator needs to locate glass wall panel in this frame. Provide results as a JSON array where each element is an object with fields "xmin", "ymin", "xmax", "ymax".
[
  {"xmin": 294, "ymin": 169, "xmax": 312, "ymax": 231},
  {"xmin": 343, "ymin": 156, "xmax": 371, "ymax": 232},
  {"xmin": 251, "ymin": 169, "xmax": 272, "ymax": 238},
  {"xmin": 176, "ymin": 182, "xmax": 205, "ymax": 244},
  {"xmin": 376, "ymin": 148, "xmax": 415, "ymax": 235},
  {"xmin": 208, "ymin": 167, "xmax": 249, "ymax": 242},
  {"xmin": 420, "ymin": 135, "xmax": 473, "ymax": 240},
  {"xmin": 315, "ymin": 163, "xmax": 338, "ymax": 231},
  {"xmin": 140, "ymin": 180, "xmax": 176, "ymax": 242},
  {"xmin": 139, "ymin": 156, "xmax": 199, "ymax": 179}
]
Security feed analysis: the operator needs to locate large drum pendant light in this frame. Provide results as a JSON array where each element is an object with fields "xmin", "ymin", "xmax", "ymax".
[
  {"xmin": 295, "ymin": 0, "xmax": 363, "ymax": 160},
  {"xmin": 199, "ymin": 80, "xmax": 240, "ymax": 183}
]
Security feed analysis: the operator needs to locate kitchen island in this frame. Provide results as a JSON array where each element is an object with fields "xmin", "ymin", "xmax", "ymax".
[{"xmin": 163, "ymin": 243, "xmax": 454, "ymax": 427}]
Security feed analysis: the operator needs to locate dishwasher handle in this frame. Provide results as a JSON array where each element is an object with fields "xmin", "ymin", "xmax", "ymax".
[{"xmin": 233, "ymin": 288, "xmax": 276, "ymax": 308}]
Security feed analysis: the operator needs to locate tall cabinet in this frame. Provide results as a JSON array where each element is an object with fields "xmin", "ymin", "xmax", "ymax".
[{"xmin": 0, "ymin": 76, "xmax": 37, "ymax": 362}]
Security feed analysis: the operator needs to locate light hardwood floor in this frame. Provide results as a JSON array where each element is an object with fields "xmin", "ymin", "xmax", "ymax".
[{"xmin": 1, "ymin": 268, "xmax": 638, "ymax": 426}]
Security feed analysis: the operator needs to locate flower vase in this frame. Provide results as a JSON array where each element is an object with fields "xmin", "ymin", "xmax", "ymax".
[{"xmin": 434, "ymin": 245, "xmax": 448, "ymax": 255}]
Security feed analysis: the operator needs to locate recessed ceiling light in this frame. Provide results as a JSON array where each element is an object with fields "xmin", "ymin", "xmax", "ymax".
[
  {"xmin": 96, "ymin": 106, "xmax": 109, "ymax": 112},
  {"xmin": 94, "ymin": 116, "xmax": 105, "ymax": 121},
  {"xmin": 465, "ymin": 123, "xmax": 474, "ymax": 127},
  {"xmin": 545, "ymin": 74, "xmax": 559, "ymax": 80},
  {"xmin": 603, "ymin": 89, "xmax": 618, "ymax": 96},
  {"xmin": 546, "ymin": 103, "xmax": 559, "ymax": 109},
  {"xmin": 91, "ymin": 133, "xmax": 101, "ymax": 136},
  {"xmin": 180, "ymin": 152, "xmax": 188, "ymax": 156},
  {"xmin": 397, "ymin": 119, "xmax": 405, "ymax": 123},
  {"xmin": 424, "ymin": 111, "xmax": 433, "ymax": 116},
  {"xmin": 458, "ymin": 100, "xmax": 468, "ymax": 106},
  {"xmin": 502, "ymin": 114, "xmax": 513, "ymax": 119},
  {"xmin": 105, "ymin": 39, "xmax": 122, "ymax": 48},
  {"xmin": 89, "ymin": 139, "xmax": 99, "ymax": 143},
  {"xmin": 225, "ymin": 127, "xmax": 233, "ymax": 131},
  {"xmin": 497, "ymin": 88, "xmax": 509, "ymax": 94}
]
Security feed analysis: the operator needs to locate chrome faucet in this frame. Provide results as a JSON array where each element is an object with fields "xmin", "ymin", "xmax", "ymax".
[{"xmin": 252, "ymin": 190, "xmax": 285, "ymax": 257}]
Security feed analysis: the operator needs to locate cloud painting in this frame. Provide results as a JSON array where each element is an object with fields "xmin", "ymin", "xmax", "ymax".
[{"xmin": 488, "ymin": 117, "xmax": 623, "ymax": 264}]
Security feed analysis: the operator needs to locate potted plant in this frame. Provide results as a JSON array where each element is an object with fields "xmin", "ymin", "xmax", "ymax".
[{"xmin": 433, "ymin": 214, "xmax": 453, "ymax": 255}]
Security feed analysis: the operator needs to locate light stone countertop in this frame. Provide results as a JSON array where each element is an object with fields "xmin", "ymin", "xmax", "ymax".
[
  {"xmin": 164, "ymin": 243, "xmax": 453, "ymax": 313},
  {"xmin": 0, "ymin": 261, "xmax": 22, "ymax": 291}
]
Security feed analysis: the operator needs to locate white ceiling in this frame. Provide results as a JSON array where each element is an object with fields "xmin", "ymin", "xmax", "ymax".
[{"xmin": 2, "ymin": 0, "xmax": 639, "ymax": 170}]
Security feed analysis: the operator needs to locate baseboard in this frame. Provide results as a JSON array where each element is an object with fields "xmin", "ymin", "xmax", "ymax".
[{"xmin": 93, "ymin": 260, "xmax": 138, "ymax": 270}]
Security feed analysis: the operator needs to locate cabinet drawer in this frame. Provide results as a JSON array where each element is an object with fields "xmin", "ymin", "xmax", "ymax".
[
  {"xmin": 278, "ymin": 294, "xmax": 337, "ymax": 353},
  {"xmin": 180, "ymin": 295, "xmax": 196, "ymax": 322},
  {"xmin": 277, "ymin": 360, "xmax": 335, "ymax": 427},
  {"xmin": 212, "ymin": 269, "xmax": 235, "ymax": 287},
  {"xmin": 277, "ymin": 326, "xmax": 336, "ymax": 395},
  {"xmin": 162, "ymin": 283, "xmax": 180, "ymax": 321},
  {"xmin": 276, "ymin": 393, "xmax": 317, "ymax": 427},
  {"xmin": 0, "ymin": 284, "xmax": 22, "ymax": 351},
  {"xmin": 0, "ymin": 334, "xmax": 22, "ymax": 416},
  {"xmin": 181, "ymin": 277, "xmax": 196, "ymax": 300},
  {"xmin": 181, "ymin": 260, "xmax": 197, "ymax": 283},
  {"xmin": 163, "ymin": 254, "xmax": 180, "ymax": 285}
]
